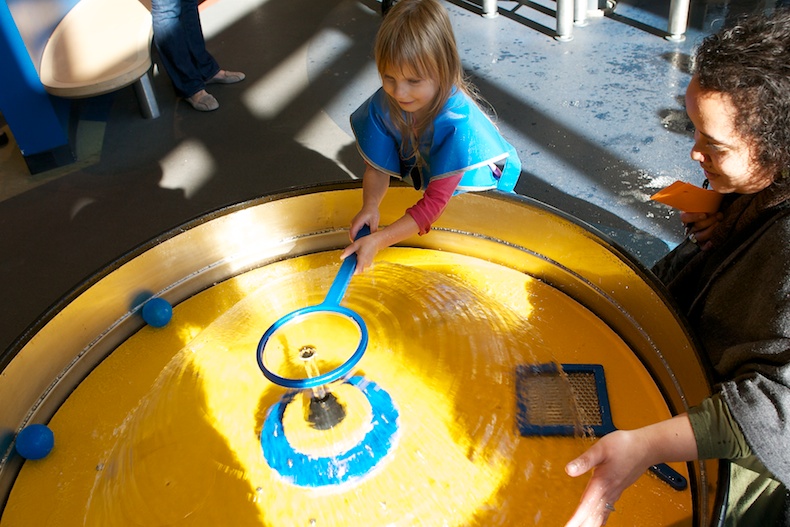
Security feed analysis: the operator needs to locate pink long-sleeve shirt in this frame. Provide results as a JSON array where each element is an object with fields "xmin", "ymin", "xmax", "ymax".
[{"xmin": 405, "ymin": 173, "xmax": 463, "ymax": 235}]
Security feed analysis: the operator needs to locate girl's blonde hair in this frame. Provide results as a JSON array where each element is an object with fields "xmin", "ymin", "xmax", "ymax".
[{"xmin": 374, "ymin": 0, "xmax": 478, "ymax": 162}]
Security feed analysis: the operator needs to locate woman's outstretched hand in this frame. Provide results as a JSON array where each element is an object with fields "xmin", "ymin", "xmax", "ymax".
[
  {"xmin": 564, "ymin": 430, "xmax": 648, "ymax": 527},
  {"xmin": 564, "ymin": 415, "xmax": 696, "ymax": 527}
]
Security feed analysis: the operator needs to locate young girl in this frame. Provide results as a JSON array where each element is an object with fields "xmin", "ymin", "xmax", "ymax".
[{"xmin": 341, "ymin": 0, "xmax": 522, "ymax": 272}]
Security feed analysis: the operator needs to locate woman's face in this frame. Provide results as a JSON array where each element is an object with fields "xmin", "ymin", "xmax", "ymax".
[
  {"xmin": 381, "ymin": 64, "xmax": 438, "ymax": 121},
  {"xmin": 686, "ymin": 75, "xmax": 773, "ymax": 194}
]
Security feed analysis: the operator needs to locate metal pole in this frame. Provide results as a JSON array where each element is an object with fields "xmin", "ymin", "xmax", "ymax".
[
  {"xmin": 133, "ymin": 71, "xmax": 160, "ymax": 119},
  {"xmin": 575, "ymin": 0, "xmax": 588, "ymax": 27},
  {"xmin": 482, "ymin": 0, "xmax": 498, "ymax": 18},
  {"xmin": 555, "ymin": 0, "xmax": 574, "ymax": 41},
  {"xmin": 666, "ymin": 0, "xmax": 691, "ymax": 42}
]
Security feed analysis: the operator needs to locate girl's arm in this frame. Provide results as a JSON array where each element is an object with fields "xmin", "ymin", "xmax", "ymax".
[
  {"xmin": 343, "ymin": 163, "xmax": 415, "ymax": 273},
  {"xmin": 342, "ymin": 170, "xmax": 462, "ymax": 273},
  {"xmin": 349, "ymin": 163, "xmax": 391, "ymax": 238},
  {"xmin": 341, "ymin": 212, "xmax": 419, "ymax": 274},
  {"xmin": 564, "ymin": 414, "xmax": 698, "ymax": 527},
  {"xmin": 407, "ymin": 173, "xmax": 462, "ymax": 234}
]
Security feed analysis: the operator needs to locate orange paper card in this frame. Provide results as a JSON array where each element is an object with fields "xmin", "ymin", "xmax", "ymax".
[{"xmin": 650, "ymin": 181, "xmax": 722, "ymax": 213}]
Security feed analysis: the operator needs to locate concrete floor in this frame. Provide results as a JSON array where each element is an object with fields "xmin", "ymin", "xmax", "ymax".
[{"xmin": 0, "ymin": 0, "xmax": 733, "ymax": 354}]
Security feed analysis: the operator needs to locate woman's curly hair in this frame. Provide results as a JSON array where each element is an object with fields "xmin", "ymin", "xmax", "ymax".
[{"xmin": 694, "ymin": 8, "xmax": 790, "ymax": 179}]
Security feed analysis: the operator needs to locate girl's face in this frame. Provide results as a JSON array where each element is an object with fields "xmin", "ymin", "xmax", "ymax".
[
  {"xmin": 685, "ymin": 76, "xmax": 773, "ymax": 194},
  {"xmin": 381, "ymin": 64, "xmax": 439, "ymax": 121}
]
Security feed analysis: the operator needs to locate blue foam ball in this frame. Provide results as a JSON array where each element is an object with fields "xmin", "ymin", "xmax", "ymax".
[
  {"xmin": 142, "ymin": 297, "xmax": 173, "ymax": 327},
  {"xmin": 16, "ymin": 424, "xmax": 54, "ymax": 460}
]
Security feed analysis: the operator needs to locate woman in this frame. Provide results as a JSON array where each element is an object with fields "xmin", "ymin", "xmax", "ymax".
[{"xmin": 565, "ymin": 10, "xmax": 790, "ymax": 527}]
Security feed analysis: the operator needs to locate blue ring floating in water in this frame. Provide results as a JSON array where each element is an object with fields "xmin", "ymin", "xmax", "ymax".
[
  {"xmin": 261, "ymin": 376, "xmax": 399, "ymax": 487},
  {"xmin": 256, "ymin": 305, "xmax": 368, "ymax": 390},
  {"xmin": 257, "ymin": 225, "xmax": 372, "ymax": 390}
]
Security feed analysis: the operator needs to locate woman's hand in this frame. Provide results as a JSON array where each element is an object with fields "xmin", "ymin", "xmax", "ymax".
[
  {"xmin": 564, "ymin": 415, "xmax": 696, "ymax": 527},
  {"xmin": 564, "ymin": 430, "xmax": 649, "ymax": 527},
  {"xmin": 681, "ymin": 211, "xmax": 722, "ymax": 250}
]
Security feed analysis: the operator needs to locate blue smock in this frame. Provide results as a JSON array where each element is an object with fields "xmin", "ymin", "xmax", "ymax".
[{"xmin": 350, "ymin": 87, "xmax": 521, "ymax": 193}]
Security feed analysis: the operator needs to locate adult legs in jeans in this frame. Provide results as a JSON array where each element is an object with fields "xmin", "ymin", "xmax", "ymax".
[{"xmin": 151, "ymin": 0, "xmax": 219, "ymax": 98}]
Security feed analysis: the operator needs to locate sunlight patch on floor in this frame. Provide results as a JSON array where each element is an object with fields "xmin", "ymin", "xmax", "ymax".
[{"xmin": 158, "ymin": 139, "xmax": 215, "ymax": 198}]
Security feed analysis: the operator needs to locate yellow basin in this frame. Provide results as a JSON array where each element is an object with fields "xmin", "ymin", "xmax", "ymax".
[{"xmin": 0, "ymin": 183, "xmax": 724, "ymax": 525}]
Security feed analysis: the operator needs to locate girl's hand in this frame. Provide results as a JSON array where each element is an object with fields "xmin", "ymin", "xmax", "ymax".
[
  {"xmin": 341, "ymin": 213, "xmax": 420, "ymax": 274},
  {"xmin": 343, "ymin": 208, "xmax": 381, "ymax": 273},
  {"xmin": 341, "ymin": 234, "xmax": 380, "ymax": 274},
  {"xmin": 350, "ymin": 207, "xmax": 380, "ymax": 240},
  {"xmin": 681, "ymin": 211, "xmax": 722, "ymax": 250},
  {"xmin": 564, "ymin": 430, "xmax": 650, "ymax": 527}
]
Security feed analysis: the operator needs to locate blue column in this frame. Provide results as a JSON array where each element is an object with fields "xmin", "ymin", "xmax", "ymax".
[{"xmin": 0, "ymin": 0, "xmax": 73, "ymax": 173}]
